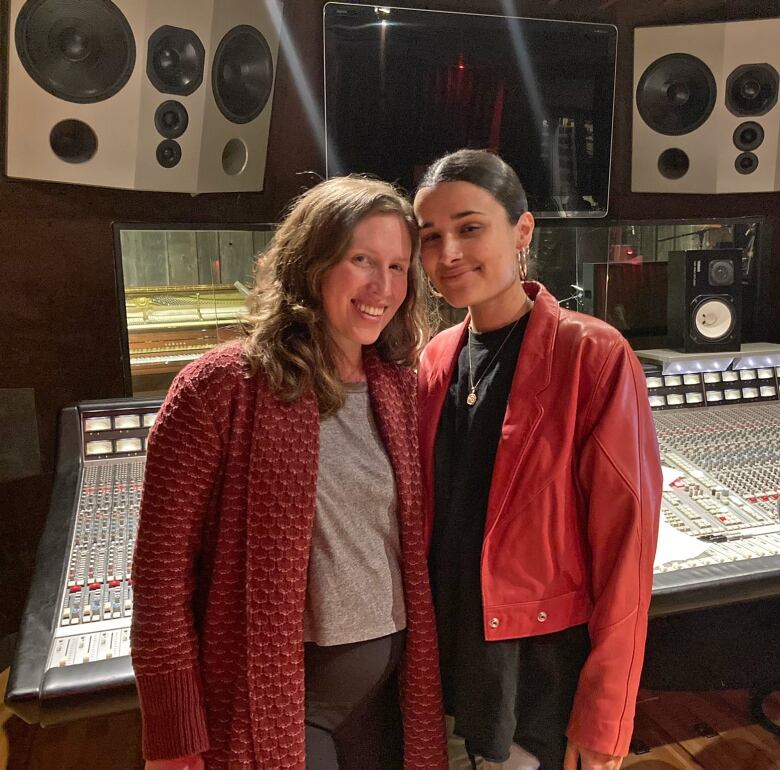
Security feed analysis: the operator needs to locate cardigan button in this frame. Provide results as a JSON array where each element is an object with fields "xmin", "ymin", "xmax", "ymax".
[
  {"xmin": 489, "ymin": 617, "xmax": 500, "ymax": 629},
  {"xmin": 537, "ymin": 611, "xmax": 548, "ymax": 622}
]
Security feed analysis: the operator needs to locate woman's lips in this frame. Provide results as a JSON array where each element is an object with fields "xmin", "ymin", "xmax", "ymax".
[{"xmin": 439, "ymin": 266, "xmax": 479, "ymax": 282}]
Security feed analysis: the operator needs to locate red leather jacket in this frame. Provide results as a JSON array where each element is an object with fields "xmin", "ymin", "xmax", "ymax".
[{"xmin": 418, "ymin": 282, "xmax": 661, "ymax": 758}]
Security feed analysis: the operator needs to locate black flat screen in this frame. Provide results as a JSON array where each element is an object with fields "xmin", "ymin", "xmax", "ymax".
[{"xmin": 324, "ymin": 4, "xmax": 617, "ymax": 218}]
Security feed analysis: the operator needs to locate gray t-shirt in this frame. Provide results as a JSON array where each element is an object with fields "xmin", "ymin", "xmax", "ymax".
[{"xmin": 303, "ymin": 381, "xmax": 407, "ymax": 645}]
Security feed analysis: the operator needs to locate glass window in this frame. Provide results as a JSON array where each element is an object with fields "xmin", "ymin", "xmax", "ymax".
[
  {"xmin": 115, "ymin": 224, "xmax": 275, "ymax": 396},
  {"xmin": 525, "ymin": 217, "xmax": 763, "ymax": 351}
]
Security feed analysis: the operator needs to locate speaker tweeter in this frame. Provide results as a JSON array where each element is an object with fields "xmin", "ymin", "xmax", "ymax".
[
  {"xmin": 733, "ymin": 121, "xmax": 764, "ymax": 151},
  {"xmin": 154, "ymin": 101, "xmax": 189, "ymax": 139},
  {"xmin": 735, "ymin": 152, "xmax": 759, "ymax": 175},
  {"xmin": 156, "ymin": 140, "xmax": 182, "ymax": 168}
]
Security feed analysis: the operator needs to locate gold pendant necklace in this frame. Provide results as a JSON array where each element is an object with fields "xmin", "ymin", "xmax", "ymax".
[{"xmin": 466, "ymin": 299, "xmax": 531, "ymax": 407}]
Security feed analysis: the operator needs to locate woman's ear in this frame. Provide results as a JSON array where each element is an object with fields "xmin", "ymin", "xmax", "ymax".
[{"xmin": 514, "ymin": 211, "xmax": 535, "ymax": 250}]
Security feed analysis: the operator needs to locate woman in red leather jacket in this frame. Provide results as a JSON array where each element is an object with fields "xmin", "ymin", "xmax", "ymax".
[{"xmin": 414, "ymin": 149, "xmax": 662, "ymax": 770}]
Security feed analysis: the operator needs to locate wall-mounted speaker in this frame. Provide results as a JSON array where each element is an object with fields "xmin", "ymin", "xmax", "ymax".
[
  {"xmin": 667, "ymin": 249, "xmax": 742, "ymax": 353},
  {"xmin": 633, "ymin": 19, "xmax": 780, "ymax": 194},
  {"xmin": 5, "ymin": 0, "xmax": 281, "ymax": 193}
]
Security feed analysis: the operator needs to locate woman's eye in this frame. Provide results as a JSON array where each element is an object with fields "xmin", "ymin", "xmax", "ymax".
[
  {"xmin": 391, "ymin": 263, "xmax": 408, "ymax": 273},
  {"xmin": 352, "ymin": 254, "xmax": 368, "ymax": 264},
  {"xmin": 421, "ymin": 233, "xmax": 440, "ymax": 244},
  {"xmin": 462, "ymin": 224, "xmax": 481, "ymax": 234}
]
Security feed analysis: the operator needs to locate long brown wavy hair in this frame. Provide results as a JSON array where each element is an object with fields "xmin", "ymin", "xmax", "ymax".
[{"xmin": 242, "ymin": 176, "xmax": 428, "ymax": 416}]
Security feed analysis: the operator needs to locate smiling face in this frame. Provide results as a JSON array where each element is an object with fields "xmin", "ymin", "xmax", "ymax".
[
  {"xmin": 320, "ymin": 212, "xmax": 412, "ymax": 367},
  {"xmin": 414, "ymin": 180, "xmax": 534, "ymax": 327}
]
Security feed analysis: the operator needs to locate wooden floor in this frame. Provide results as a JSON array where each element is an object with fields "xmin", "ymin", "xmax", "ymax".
[
  {"xmin": 624, "ymin": 690, "xmax": 780, "ymax": 769},
  {"xmin": 1, "ymin": 671, "xmax": 778, "ymax": 769}
]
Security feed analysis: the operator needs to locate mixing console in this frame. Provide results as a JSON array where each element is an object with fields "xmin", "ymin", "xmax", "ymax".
[
  {"xmin": 654, "ymin": 403, "xmax": 780, "ymax": 575},
  {"xmin": 6, "ymin": 400, "xmax": 158, "ymax": 725},
  {"xmin": 6, "ymin": 369, "xmax": 780, "ymax": 722}
]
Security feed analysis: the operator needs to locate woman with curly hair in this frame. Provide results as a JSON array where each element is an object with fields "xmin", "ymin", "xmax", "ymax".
[{"xmin": 131, "ymin": 176, "xmax": 448, "ymax": 770}]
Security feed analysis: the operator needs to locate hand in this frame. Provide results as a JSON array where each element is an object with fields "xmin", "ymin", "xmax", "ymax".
[
  {"xmin": 564, "ymin": 740, "xmax": 623, "ymax": 770},
  {"xmin": 145, "ymin": 754, "xmax": 204, "ymax": 770}
]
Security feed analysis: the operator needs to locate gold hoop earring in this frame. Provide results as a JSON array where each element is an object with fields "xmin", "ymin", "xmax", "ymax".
[
  {"xmin": 426, "ymin": 276, "xmax": 443, "ymax": 299},
  {"xmin": 517, "ymin": 246, "xmax": 530, "ymax": 282}
]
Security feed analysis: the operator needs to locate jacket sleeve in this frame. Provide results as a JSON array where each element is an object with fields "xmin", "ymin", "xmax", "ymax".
[
  {"xmin": 131, "ymin": 373, "xmax": 224, "ymax": 760},
  {"xmin": 566, "ymin": 338, "xmax": 662, "ymax": 757}
]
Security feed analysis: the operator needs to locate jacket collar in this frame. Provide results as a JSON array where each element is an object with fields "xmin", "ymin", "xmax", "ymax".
[
  {"xmin": 425, "ymin": 282, "xmax": 558, "ymax": 397},
  {"xmin": 420, "ymin": 282, "xmax": 560, "ymax": 545}
]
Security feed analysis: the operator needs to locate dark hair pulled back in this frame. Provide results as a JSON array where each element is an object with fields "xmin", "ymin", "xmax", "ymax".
[{"xmin": 417, "ymin": 149, "xmax": 528, "ymax": 223}]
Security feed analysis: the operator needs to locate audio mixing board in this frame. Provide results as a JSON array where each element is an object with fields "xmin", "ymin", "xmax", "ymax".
[{"xmin": 6, "ymin": 347, "xmax": 780, "ymax": 722}]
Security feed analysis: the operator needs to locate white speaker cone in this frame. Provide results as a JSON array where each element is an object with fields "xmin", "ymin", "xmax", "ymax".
[{"xmin": 693, "ymin": 298, "xmax": 735, "ymax": 339}]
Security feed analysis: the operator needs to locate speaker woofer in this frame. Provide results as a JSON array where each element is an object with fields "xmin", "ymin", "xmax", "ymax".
[
  {"xmin": 156, "ymin": 139, "xmax": 182, "ymax": 168},
  {"xmin": 637, "ymin": 53, "xmax": 716, "ymax": 136},
  {"xmin": 50, "ymin": 119, "xmax": 98, "ymax": 163},
  {"xmin": 212, "ymin": 25, "xmax": 274, "ymax": 124},
  {"xmin": 658, "ymin": 148, "xmax": 689, "ymax": 179},
  {"xmin": 147, "ymin": 26, "xmax": 205, "ymax": 96},
  {"xmin": 692, "ymin": 297, "xmax": 735, "ymax": 341},
  {"xmin": 15, "ymin": 0, "xmax": 135, "ymax": 103},
  {"xmin": 154, "ymin": 100, "xmax": 189, "ymax": 139},
  {"xmin": 726, "ymin": 63, "xmax": 779, "ymax": 117},
  {"xmin": 733, "ymin": 121, "xmax": 764, "ymax": 151}
]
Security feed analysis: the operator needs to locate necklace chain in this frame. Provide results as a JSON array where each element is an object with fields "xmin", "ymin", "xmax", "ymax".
[{"xmin": 466, "ymin": 299, "xmax": 531, "ymax": 407}]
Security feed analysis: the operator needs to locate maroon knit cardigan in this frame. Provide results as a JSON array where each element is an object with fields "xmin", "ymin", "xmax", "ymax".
[{"xmin": 131, "ymin": 343, "xmax": 448, "ymax": 770}]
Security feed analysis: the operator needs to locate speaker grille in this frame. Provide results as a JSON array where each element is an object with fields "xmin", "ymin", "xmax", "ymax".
[
  {"xmin": 637, "ymin": 53, "xmax": 716, "ymax": 136},
  {"xmin": 147, "ymin": 26, "xmax": 205, "ymax": 96},
  {"xmin": 212, "ymin": 25, "xmax": 274, "ymax": 124},
  {"xmin": 14, "ymin": 0, "xmax": 135, "ymax": 103}
]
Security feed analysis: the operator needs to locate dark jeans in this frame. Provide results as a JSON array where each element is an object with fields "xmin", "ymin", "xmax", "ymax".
[{"xmin": 304, "ymin": 630, "xmax": 405, "ymax": 770}]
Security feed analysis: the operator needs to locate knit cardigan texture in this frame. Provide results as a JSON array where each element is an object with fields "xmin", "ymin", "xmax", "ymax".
[{"xmin": 131, "ymin": 343, "xmax": 448, "ymax": 770}]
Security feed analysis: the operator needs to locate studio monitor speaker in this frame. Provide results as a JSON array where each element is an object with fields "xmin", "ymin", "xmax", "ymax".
[
  {"xmin": 633, "ymin": 18, "xmax": 780, "ymax": 193},
  {"xmin": 6, "ymin": 0, "xmax": 281, "ymax": 193},
  {"xmin": 667, "ymin": 249, "xmax": 742, "ymax": 353}
]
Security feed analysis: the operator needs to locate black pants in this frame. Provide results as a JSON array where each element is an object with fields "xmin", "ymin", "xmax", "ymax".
[{"xmin": 304, "ymin": 630, "xmax": 405, "ymax": 770}]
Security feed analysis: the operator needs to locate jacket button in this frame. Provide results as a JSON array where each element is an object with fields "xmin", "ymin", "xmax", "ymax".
[
  {"xmin": 489, "ymin": 617, "xmax": 500, "ymax": 629},
  {"xmin": 537, "ymin": 611, "xmax": 548, "ymax": 622}
]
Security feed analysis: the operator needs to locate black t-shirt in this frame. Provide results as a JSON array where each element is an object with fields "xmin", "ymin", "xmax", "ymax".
[{"xmin": 429, "ymin": 313, "xmax": 590, "ymax": 764}]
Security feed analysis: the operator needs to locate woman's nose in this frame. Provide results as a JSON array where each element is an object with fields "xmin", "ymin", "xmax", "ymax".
[
  {"xmin": 441, "ymin": 235, "xmax": 462, "ymax": 262},
  {"xmin": 370, "ymin": 267, "xmax": 393, "ymax": 295}
]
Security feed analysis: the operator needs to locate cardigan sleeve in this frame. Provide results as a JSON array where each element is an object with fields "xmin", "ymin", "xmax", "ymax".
[
  {"xmin": 131, "ymin": 372, "xmax": 224, "ymax": 760},
  {"xmin": 566, "ymin": 338, "xmax": 662, "ymax": 757}
]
